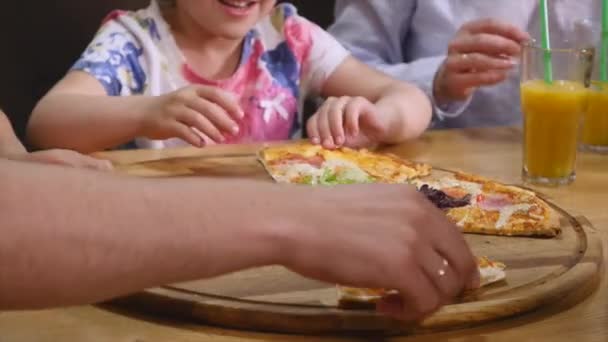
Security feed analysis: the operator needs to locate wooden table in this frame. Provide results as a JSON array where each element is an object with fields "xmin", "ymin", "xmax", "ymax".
[{"xmin": 1, "ymin": 127, "xmax": 606, "ymax": 341}]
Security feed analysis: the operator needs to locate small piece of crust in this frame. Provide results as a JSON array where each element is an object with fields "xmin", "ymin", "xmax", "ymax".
[
  {"xmin": 477, "ymin": 256, "xmax": 507, "ymax": 287},
  {"xmin": 337, "ymin": 257, "xmax": 506, "ymax": 309}
]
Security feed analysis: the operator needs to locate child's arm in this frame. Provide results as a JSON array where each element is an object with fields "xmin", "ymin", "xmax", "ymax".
[
  {"xmin": 27, "ymin": 16, "xmax": 243, "ymax": 154},
  {"xmin": 28, "ymin": 72, "xmax": 149, "ymax": 153},
  {"xmin": 307, "ymin": 56, "xmax": 432, "ymax": 149},
  {"xmin": 0, "ymin": 111, "xmax": 27, "ymax": 156},
  {"xmin": 28, "ymin": 72, "xmax": 243, "ymax": 153}
]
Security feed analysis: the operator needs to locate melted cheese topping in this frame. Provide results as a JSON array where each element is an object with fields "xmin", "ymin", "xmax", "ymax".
[
  {"xmin": 457, "ymin": 210, "xmax": 470, "ymax": 227},
  {"xmin": 324, "ymin": 158, "xmax": 371, "ymax": 183},
  {"xmin": 479, "ymin": 264, "xmax": 507, "ymax": 287},
  {"xmin": 327, "ymin": 149, "xmax": 426, "ymax": 182},
  {"xmin": 274, "ymin": 163, "xmax": 324, "ymax": 183},
  {"xmin": 275, "ymin": 159, "xmax": 371, "ymax": 184},
  {"xmin": 496, "ymin": 204, "xmax": 533, "ymax": 229}
]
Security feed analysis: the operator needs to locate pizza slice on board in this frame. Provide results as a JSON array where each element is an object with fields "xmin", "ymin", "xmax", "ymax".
[
  {"xmin": 260, "ymin": 143, "xmax": 559, "ymax": 238},
  {"xmin": 258, "ymin": 143, "xmax": 431, "ymax": 185},
  {"xmin": 415, "ymin": 172, "xmax": 561, "ymax": 237},
  {"xmin": 259, "ymin": 144, "xmax": 559, "ymax": 238}
]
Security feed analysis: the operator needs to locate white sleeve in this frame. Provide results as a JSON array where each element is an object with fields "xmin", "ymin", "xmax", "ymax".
[
  {"xmin": 303, "ymin": 25, "xmax": 350, "ymax": 96},
  {"xmin": 282, "ymin": 11, "xmax": 350, "ymax": 97}
]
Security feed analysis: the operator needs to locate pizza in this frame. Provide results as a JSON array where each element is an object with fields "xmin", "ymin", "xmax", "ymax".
[
  {"xmin": 337, "ymin": 257, "xmax": 506, "ymax": 309},
  {"xmin": 258, "ymin": 143, "xmax": 562, "ymax": 310},
  {"xmin": 259, "ymin": 143, "xmax": 431, "ymax": 185},
  {"xmin": 416, "ymin": 172, "xmax": 561, "ymax": 237},
  {"xmin": 259, "ymin": 143, "xmax": 560, "ymax": 238}
]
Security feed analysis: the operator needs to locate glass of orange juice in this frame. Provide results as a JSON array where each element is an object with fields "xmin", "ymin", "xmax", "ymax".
[
  {"xmin": 581, "ymin": 82, "xmax": 608, "ymax": 153},
  {"xmin": 574, "ymin": 18, "xmax": 608, "ymax": 153},
  {"xmin": 520, "ymin": 42, "xmax": 594, "ymax": 185}
]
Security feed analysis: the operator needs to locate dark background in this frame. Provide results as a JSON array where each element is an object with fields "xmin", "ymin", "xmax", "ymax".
[{"xmin": 0, "ymin": 0, "xmax": 335, "ymax": 143}]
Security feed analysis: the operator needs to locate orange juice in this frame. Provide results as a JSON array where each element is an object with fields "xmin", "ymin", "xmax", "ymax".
[
  {"xmin": 581, "ymin": 82, "xmax": 608, "ymax": 148},
  {"xmin": 521, "ymin": 80, "xmax": 587, "ymax": 181}
]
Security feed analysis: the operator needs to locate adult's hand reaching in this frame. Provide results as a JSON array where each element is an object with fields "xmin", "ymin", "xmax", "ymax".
[
  {"xmin": 281, "ymin": 184, "xmax": 480, "ymax": 321},
  {"xmin": 434, "ymin": 18, "xmax": 530, "ymax": 104}
]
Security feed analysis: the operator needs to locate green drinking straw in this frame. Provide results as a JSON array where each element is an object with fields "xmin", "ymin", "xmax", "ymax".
[
  {"xmin": 601, "ymin": 0, "xmax": 608, "ymax": 82},
  {"xmin": 539, "ymin": 0, "xmax": 553, "ymax": 83}
]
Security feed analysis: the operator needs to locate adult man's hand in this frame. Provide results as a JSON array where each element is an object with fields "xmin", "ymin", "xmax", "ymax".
[
  {"xmin": 279, "ymin": 184, "xmax": 479, "ymax": 321},
  {"xmin": 11, "ymin": 149, "xmax": 113, "ymax": 171},
  {"xmin": 434, "ymin": 18, "xmax": 530, "ymax": 104}
]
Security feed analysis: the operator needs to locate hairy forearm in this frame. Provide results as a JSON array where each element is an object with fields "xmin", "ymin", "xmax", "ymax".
[
  {"xmin": 376, "ymin": 83, "xmax": 432, "ymax": 143},
  {"xmin": 28, "ymin": 94, "xmax": 149, "ymax": 153},
  {"xmin": 0, "ymin": 160, "xmax": 282, "ymax": 310},
  {"xmin": 0, "ymin": 112, "xmax": 26, "ymax": 156}
]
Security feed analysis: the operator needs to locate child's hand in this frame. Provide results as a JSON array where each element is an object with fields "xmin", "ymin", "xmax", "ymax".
[
  {"xmin": 141, "ymin": 86, "xmax": 244, "ymax": 147},
  {"xmin": 10, "ymin": 150, "xmax": 113, "ymax": 171},
  {"xmin": 307, "ymin": 96, "xmax": 386, "ymax": 149}
]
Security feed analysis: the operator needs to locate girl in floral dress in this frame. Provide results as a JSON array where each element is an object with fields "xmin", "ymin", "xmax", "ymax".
[{"xmin": 28, "ymin": 0, "xmax": 431, "ymax": 152}]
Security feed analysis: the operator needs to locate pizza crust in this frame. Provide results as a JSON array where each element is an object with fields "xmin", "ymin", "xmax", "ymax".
[
  {"xmin": 477, "ymin": 257, "xmax": 507, "ymax": 287},
  {"xmin": 257, "ymin": 148, "xmax": 284, "ymax": 183}
]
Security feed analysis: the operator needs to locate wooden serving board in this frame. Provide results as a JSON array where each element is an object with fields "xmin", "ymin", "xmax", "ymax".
[{"xmin": 110, "ymin": 152, "xmax": 604, "ymax": 335}]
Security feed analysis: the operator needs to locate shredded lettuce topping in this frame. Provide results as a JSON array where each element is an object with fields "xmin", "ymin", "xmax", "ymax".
[{"xmin": 315, "ymin": 168, "xmax": 374, "ymax": 186}]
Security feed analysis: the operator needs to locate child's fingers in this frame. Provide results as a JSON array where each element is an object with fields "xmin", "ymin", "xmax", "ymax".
[
  {"xmin": 360, "ymin": 109, "xmax": 385, "ymax": 137},
  {"xmin": 344, "ymin": 98, "xmax": 366, "ymax": 137},
  {"xmin": 317, "ymin": 101, "xmax": 335, "ymax": 149},
  {"xmin": 345, "ymin": 99, "xmax": 385, "ymax": 140},
  {"xmin": 191, "ymin": 127, "xmax": 217, "ymax": 147},
  {"xmin": 306, "ymin": 114, "xmax": 321, "ymax": 145},
  {"xmin": 171, "ymin": 122, "xmax": 205, "ymax": 147},
  {"xmin": 188, "ymin": 99, "xmax": 239, "ymax": 136},
  {"xmin": 328, "ymin": 97, "xmax": 350, "ymax": 146},
  {"xmin": 195, "ymin": 86, "xmax": 244, "ymax": 120},
  {"xmin": 177, "ymin": 107, "xmax": 224, "ymax": 143}
]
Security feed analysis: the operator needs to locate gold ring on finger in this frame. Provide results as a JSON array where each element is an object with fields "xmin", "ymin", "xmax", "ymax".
[{"xmin": 437, "ymin": 259, "xmax": 450, "ymax": 277}]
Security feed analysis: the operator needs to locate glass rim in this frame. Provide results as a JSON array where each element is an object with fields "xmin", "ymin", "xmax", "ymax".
[{"xmin": 522, "ymin": 40, "xmax": 594, "ymax": 55}]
